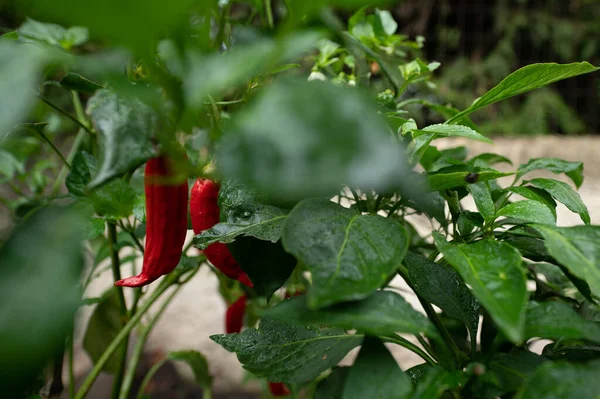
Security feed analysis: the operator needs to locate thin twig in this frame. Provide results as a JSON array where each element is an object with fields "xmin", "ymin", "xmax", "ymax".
[{"xmin": 40, "ymin": 97, "xmax": 94, "ymax": 135}]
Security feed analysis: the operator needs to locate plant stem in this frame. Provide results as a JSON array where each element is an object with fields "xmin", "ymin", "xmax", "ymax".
[
  {"xmin": 122, "ymin": 272, "xmax": 194, "ymax": 399},
  {"xmin": 381, "ymin": 334, "xmax": 436, "ymax": 365},
  {"xmin": 40, "ymin": 97, "xmax": 94, "ymax": 135},
  {"xmin": 74, "ymin": 271, "xmax": 182, "ymax": 399},
  {"xmin": 265, "ymin": 0, "xmax": 274, "ymax": 28},
  {"xmin": 31, "ymin": 127, "xmax": 71, "ymax": 169},
  {"xmin": 67, "ymin": 334, "xmax": 75, "ymax": 398},
  {"xmin": 107, "ymin": 222, "xmax": 129, "ymax": 399},
  {"xmin": 135, "ymin": 359, "xmax": 167, "ymax": 399}
]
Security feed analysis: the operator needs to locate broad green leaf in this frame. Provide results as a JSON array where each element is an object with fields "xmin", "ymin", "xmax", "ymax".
[
  {"xmin": 342, "ymin": 337, "xmax": 412, "ymax": 399},
  {"xmin": 315, "ymin": 367, "xmax": 350, "ymax": 399},
  {"xmin": 496, "ymin": 200, "xmax": 556, "ymax": 225},
  {"xmin": 448, "ymin": 62, "xmax": 600, "ymax": 122},
  {"xmin": 533, "ymin": 225, "xmax": 600, "ymax": 299},
  {"xmin": 167, "ymin": 351, "xmax": 212, "ymax": 389},
  {"xmin": 416, "ymin": 124, "xmax": 492, "ymax": 144},
  {"xmin": 484, "ymin": 351, "xmax": 548, "ymax": 397},
  {"xmin": 85, "ymin": 218, "xmax": 105, "ymax": 239},
  {"xmin": 515, "ymin": 360, "xmax": 600, "ymax": 399},
  {"xmin": 86, "ymin": 89, "xmax": 159, "ymax": 188},
  {"xmin": 0, "ymin": 42, "xmax": 47, "ymax": 141},
  {"xmin": 529, "ymin": 178, "xmax": 590, "ymax": 224},
  {"xmin": 0, "ymin": 205, "xmax": 85, "ymax": 394},
  {"xmin": 218, "ymin": 79, "xmax": 414, "ymax": 202},
  {"xmin": 28, "ymin": 0, "xmax": 201, "ymax": 50},
  {"xmin": 433, "ymin": 234, "xmax": 528, "ymax": 343},
  {"xmin": 227, "ymin": 237, "xmax": 296, "ymax": 300},
  {"xmin": 467, "ymin": 183, "xmax": 495, "ymax": 223},
  {"xmin": 516, "ymin": 157, "xmax": 584, "ymax": 188},
  {"xmin": 60, "ymin": 72, "xmax": 103, "ymax": 93},
  {"xmin": 282, "ymin": 199, "xmax": 409, "ymax": 308},
  {"xmin": 83, "ymin": 288, "xmax": 122, "ymax": 374},
  {"xmin": 17, "ymin": 18, "xmax": 88, "ymax": 49},
  {"xmin": 506, "ymin": 186, "xmax": 557, "ymax": 219},
  {"xmin": 427, "ymin": 166, "xmax": 513, "ymax": 192},
  {"xmin": 66, "ymin": 151, "xmax": 136, "ymax": 219},
  {"xmin": 210, "ymin": 318, "xmax": 362, "ymax": 383},
  {"xmin": 412, "ymin": 367, "xmax": 467, "ymax": 399},
  {"xmin": 404, "ymin": 252, "xmax": 479, "ymax": 351},
  {"xmin": 468, "ymin": 153, "xmax": 513, "ymax": 168},
  {"xmin": 186, "ymin": 31, "xmax": 323, "ymax": 107},
  {"xmin": 264, "ymin": 291, "xmax": 436, "ymax": 338},
  {"xmin": 194, "ymin": 180, "xmax": 288, "ymax": 248},
  {"xmin": 132, "ymin": 194, "xmax": 145, "ymax": 223},
  {"xmin": 524, "ymin": 301, "xmax": 600, "ymax": 343},
  {"xmin": 406, "ymin": 363, "xmax": 432, "ymax": 384}
]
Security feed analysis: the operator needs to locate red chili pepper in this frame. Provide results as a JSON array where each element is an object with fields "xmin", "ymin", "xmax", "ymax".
[
  {"xmin": 190, "ymin": 179, "xmax": 253, "ymax": 287},
  {"xmin": 115, "ymin": 156, "xmax": 188, "ymax": 287},
  {"xmin": 268, "ymin": 382, "xmax": 290, "ymax": 397},
  {"xmin": 225, "ymin": 295, "xmax": 247, "ymax": 334}
]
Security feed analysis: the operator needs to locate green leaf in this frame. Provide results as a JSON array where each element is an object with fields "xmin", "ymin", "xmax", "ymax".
[
  {"xmin": 448, "ymin": 62, "xmax": 600, "ymax": 122},
  {"xmin": 227, "ymin": 237, "xmax": 296, "ymax": 300},
  {"xmin": 467, "ymin": 183, "xmax": 495, "ymax": 223},
  {"xmin": 416, "ymin": 124, "xmax": 492, "ymax": 144},
  {"xmin": 282, "ymin": 199, "xmax": 409, "ymax": 308},
  {"xmin": 506, "ymin": 186, "xmax": 557, "ymax": 219},
  {"xmin": 218, "ymin": 79, "xmax": 414, "ymax": 202},
  {"xmin": 0, "ymin": 205, "xmax": 85, "ymax": 394},
  {"xmin": 528, "ymin": 178, "xmax": 590, "ymax": 224},
  {"xmin": 433, "ymin": 234, "xmax": 528, "ymax": 343},
  {"xmin": 264, "ymin": 291, "xmax": 436, "ymax": 338},
  {"xmin": 0, "ymin": 42, "xmax": 47, "ymax": 142},
  {"xmin": 167, "ymin": 351, "xmax": 212, "ymax": 389},
  {"xmin": 0, "ymin": 149, "xmax": 24, "ymax": 179},
  {"xmin": 66, "ymin": 151, "xmax": 136, "ymax": 219},
  {"xmin": 342, "ymin": 337, "xmax": 412, "ymax": 399},
  {"xmin": 516, "ymin": 157, "xmax": 584, "ymax": 188},
  {"xmin": 524, "ymin": 301, "xmax": 600, "ymax": 343},
  {"xmin": 533, "ymin": 225, "xmax": 600, "ymax": 299},
  {"xmin": 515, "ymin": 360, "xmax": 600, "ymax": 399},
  {"xmin": 132, "ymin": 194, "xmax": 145, "ymax": 223},
  {"xmin": 468, "ymin": 153, "xmax": 513, "ymax": 168},
  {"xmin": 86, "ymin": 89, "xmax": 159, "ymax": 188},
  {"xmin": 28, "ymin": 0, "xmax": 200, "ymax": 50},
  {"xmin": 496, "ymin": 200, "xmax": 556, "ymax": 225},
  {"xmin": 17, "ymin": 18, "xmax": 88, "ymax": 49},
  {"xmin": 315, "ymin": 367, "xmax": 350, "ymax": 399},
  {"xmin": 411, "ymin": 367, "xmax": 467, "ymax": 399},
  {"xmin": 406, "ymin": 363, "xmax": 432, "ymax": 384},
  {"xmin": 486, "ymin": 351, "xmax": 548, "ymax": 396},
  {"xmin": 85, "ymin": 218, "xmax": 105, "ymax": 239},
  {"xmin": 210, "ymin": 319, "xmax": 362, "ymax": 384},
  {"xmin": 194, "ymin": 180, "xmax": 288, "ymax": 249},
  {"xmin": 83, "ymin": 288, "xmax": 122, "ymax": 374},
  {"xmin": 426, "ymin": 166, "xmax": 513, "ymax": 192},
  {"xmin": 404, "ymin": 252, "xmax": 480, "ymax": 350},
  {"xmin": 186, "ymin": 31, "xmax": 323, "ymax": 107},
  {"xmin": 60, "ymin": 72, "xmax": 103, "ymax": 93}
]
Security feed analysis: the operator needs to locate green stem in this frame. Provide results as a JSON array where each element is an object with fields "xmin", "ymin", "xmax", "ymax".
[
  {"xmin": 107, "ymin": 222, "xmax": 129, "ymax": 399},
  {"xmin": 265, "ymin": 0, "xmax": 274, "ymax": 28},
  {"xmin": 214, "ymin": 2, "xmax": 231, "ymax": 49},
  {"xmin": 74, "ymin": 271, "xmax": 182, "ymax": 399},
  {"xmin": 32, "ymin": 127, "xmax": 71, "ymax": 169},
  {"xmin": 122, "ymin": 273, "xmax": 194, "ymax": 399},
  {"xmin": 135, "ymin": 359, "xmax": 167, "ymax": 399},
  {"xmin": 40, "ymin": 97, "xmax": 94, "ymax": 135},
  {"xmin": 381, "ymin": 334, "xmax": 436, "ymax": 365},
  {"xmin": 51, "ymin": 128, "xmax": 87, "ymax": 196}
]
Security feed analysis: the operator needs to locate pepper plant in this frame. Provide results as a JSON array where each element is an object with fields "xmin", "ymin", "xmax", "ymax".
[{"xmin": 1, "ymin": 1, "xmax": 599, "ymax": 399}]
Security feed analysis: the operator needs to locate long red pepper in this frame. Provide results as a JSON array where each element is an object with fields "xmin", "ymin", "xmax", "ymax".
[
  {"xmin": 115, "ymin": 156, "xmax": 188, "ymax": 287},
  {"xmin": 190, "ymin": 179, "xmax": 252, "ymax": 287}
]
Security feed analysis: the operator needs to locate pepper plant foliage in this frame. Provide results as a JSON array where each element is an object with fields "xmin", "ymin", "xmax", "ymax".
[{"xmin": 0, "ymin": 1, "xmax": 599, "ymax": 398}]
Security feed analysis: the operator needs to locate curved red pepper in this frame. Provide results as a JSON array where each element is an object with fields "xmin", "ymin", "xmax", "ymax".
[
  {"xmin": 115, "ymin": 156, "xmax": 188, "ymax": 287},
  {"xmin": 225, "ymin": 295, "xmax": 247, "ymax": 334},
  {"xmin": 190, "ymin": 179, "xmax": 253, "ymax": 287}
]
